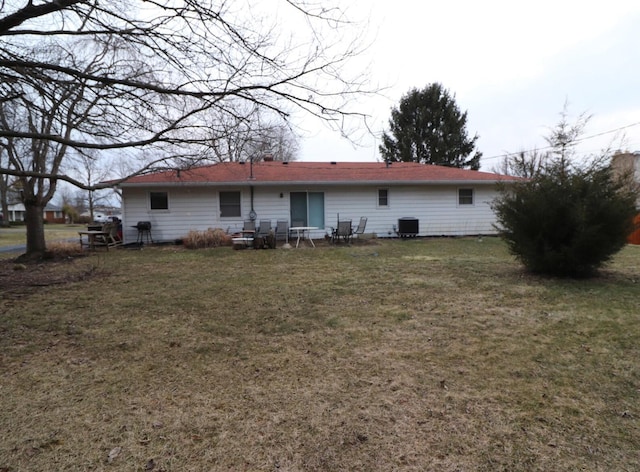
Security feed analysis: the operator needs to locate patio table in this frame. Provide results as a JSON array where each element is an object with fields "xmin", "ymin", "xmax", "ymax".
[{"xmin": 289, "ymin": 226, "xmax": 318, "ymax": 248}]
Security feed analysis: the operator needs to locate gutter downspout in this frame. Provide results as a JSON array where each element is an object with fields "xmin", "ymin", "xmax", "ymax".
[{"xmin": 249, "ymin": 186, "xmax": 256, "ymax": 220}]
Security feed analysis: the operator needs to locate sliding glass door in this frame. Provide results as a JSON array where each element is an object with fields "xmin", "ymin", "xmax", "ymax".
[{"xmin": 290, "ymin": 192, "xmax": 324, "ymax": 228}]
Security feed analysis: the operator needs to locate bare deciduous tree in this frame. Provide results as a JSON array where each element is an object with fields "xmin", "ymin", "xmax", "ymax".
[
  {"xmin": 492, "ymin": 149, "xmax": 548, "ymax": 179},
  {"xmin": 67, "ymin": 149, "xmax": 115, "ymax": 222},
  {"xmin": 0, "ymin": 0, "xmax": 371, "ymax": 257},
  {"xmin": 205, "ymin": 103, "xmax": 300, "ymax": 163}
]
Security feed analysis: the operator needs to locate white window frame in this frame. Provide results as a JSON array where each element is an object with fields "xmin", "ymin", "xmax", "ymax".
[
  {"xmin": 149, "ymin": 191, "xmax": 169, "ymax": 211},
  {"xmin": 457, "ymin": 188, "xmax": 474, "ymax": 206},
  {"xmin": 377, "ymin": 188, "xmax": 390, "ymax": 208},
  {"xmin": 219, "ymin": 190, "xmax": 242, "ymax": 218}
]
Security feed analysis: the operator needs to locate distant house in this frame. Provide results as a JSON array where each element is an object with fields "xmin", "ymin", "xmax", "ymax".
[
  {"xmin": 117, "ymin": 161, "xmax": 521, "ymax": 244},
  {"xmin": 6, "ymin": 203, "xmax": 66, "ymax": 223},
  {"xmin": 612, "ymin": 151, "xmax": 640, "ymax": 245},
  {"xmin": 611, "ymin": 151, "xmax": 640, "ymax": 208}
]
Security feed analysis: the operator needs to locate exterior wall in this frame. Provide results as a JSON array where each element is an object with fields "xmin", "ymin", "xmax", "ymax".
[
  {"xmin": 122, "ymin": 186, "xmax": 222, "ymax": 242},
  {"xmin": 7, "ymin": 207, "xmax": 25, "ymax": 222},
  {"xmin": 121, "ymin": 183, "xmax": 501, "ymax": 243},
  {"xmin": 322, "ymin": 184, "xmax": 498, "ymax": 237},
  {"xmin": 44, "ymin": 210, "xmax": 66, "ymax": 224},
  {"xmin": 612, "ymin": 152, "xmax": 640, "ymax": 209}
]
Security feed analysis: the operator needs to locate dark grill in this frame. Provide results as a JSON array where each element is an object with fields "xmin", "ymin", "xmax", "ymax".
[
  {"xmin": 135, "ymin": 221, "xmax": 151, "ymax": 231},
  {"xmin": 132, "ymin": 221, "xmax": 153, "ymax": 243}
]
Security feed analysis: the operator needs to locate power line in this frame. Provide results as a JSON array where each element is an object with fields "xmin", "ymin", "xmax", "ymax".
[{"xmin": 481, "ymin": 121, "xmax": 640, "ymax": 162}]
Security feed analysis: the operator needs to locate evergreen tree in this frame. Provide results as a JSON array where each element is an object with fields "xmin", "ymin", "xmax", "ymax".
[
  {"xmin": 379, "ymin": 83, "xmax": 482, "ymax": 169},
  {"xmin": 493, "ymin": 112, "xmax": 637, "ymax": 277}
]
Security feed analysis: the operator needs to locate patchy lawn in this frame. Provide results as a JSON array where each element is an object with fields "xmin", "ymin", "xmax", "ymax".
[
  {"xmin": 1, "ymin": 238, "xmax": 639, "ymax": 471},
  {"xmin": 0, "ymin": 224, "xmax": 84, "ymax": 259}
]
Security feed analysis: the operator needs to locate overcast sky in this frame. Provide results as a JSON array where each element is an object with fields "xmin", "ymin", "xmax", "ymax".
[{"xmin": 297, "ymin": 1, "xmax": 640, "ymax": 170}]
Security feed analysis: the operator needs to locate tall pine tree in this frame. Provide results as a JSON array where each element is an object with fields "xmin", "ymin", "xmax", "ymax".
[{"xmin": 379, "ymin": 83, "xmax": 482, "ymax": 169}]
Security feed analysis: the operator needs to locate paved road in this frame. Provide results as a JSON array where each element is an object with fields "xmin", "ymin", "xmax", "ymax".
[
  {"xmin": 0, "ymin": 244, "xmax": 25, "ymax": 254},
  {"xmin": 1, "ymin": 226, "xmax": 80, "ymax": 254}
]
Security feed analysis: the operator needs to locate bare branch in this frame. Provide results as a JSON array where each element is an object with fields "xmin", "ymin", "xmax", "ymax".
[
  {"xmin": 0, "ymin": 0, "xmax": 83, "ymax": 34},
  {"xmin": 0, "ymin": 0, "xmax": 374, "ymax": 255}
]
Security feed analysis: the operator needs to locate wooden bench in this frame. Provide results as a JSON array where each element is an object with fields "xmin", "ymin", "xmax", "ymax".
[{"xmin": 78, "ymin": 230, "xmax": 110, "ymax": 250}]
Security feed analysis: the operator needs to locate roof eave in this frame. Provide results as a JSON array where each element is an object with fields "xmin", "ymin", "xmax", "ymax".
[{"xmin": 118, "ymin": 178, "xmax": 515, "ymax": 188}]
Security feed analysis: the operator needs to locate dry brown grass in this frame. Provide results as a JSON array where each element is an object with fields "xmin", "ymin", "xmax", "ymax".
[
  {"xmin": 181, "ymin": 228, "xmax": 232, "ymax": 249},
  {"xmin": 1, "ymin": 238, "xmax": 639, "ymax": 471},
  {"xmin": 46, "ymin": 240, "xmax": 87, "ymax": 257}
]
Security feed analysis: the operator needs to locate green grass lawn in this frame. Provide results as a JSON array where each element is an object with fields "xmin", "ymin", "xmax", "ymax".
[
  {"xmin": 1, "ymin": 238, "xmax": 639, "ymax": 471},
  {"xmin": 0, "ymin": 224, "xmax": 83, "ymax": 249}
]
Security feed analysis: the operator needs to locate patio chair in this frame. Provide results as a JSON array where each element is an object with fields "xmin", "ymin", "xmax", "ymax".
[
  {"xmin": 352, "ymin": 217, "xmax": 367, "ymax": 240},
  {"xmin": 243, "ymin": 220, "xmax": 256, "ymax": 232},
  {"xmin": 275, "ymin": 220, "xmax": 289, "ymax": 243},
  {"xmin": 95, "ymin": 222, "xmax": 112, "ymax": 247},
  {"xmin": 106, "ymin": 222, "xmax": 123, "ymax": 247},
  {"xmin": 331, "ymin": 219, "xmax": 353, "ymax": 244},
  {"xmin": 256, "ymin": 219, "xmax": 271, "ymax": 237},
  {"xmin": 253, "ymin": 219, "xmax": 274, "ymax": 249}
]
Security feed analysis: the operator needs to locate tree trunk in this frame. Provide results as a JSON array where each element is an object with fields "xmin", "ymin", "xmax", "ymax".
[
  {"xmin": 24, "ymin": 202, "xmax": 47, "ymax": 256},
  {"xmin": 0, "ymin": 175, "xmax": 9, "ymax": 227},
  {"xmin": 0, "ymin": 200, "xmax": 8, "ymax": 227}
]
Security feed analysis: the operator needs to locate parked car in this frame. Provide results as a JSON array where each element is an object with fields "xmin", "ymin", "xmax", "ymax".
[{"xmin": 94, "ymin": 214, "xmax": 122, "ymax": 224}]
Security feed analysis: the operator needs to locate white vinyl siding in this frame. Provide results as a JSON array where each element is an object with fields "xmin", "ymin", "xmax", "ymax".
[
  {"xmin": 121, "ymin": 183, "xmax": 500, "ymax": 242},
  {"xmin": 324, "ymin": 185, "xmax": 496, "ymax": 237}
]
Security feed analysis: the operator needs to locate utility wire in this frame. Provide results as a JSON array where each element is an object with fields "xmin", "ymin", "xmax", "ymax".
[{"xmin": 481, "ymin": 121, "xmax": 640, "ymax": 162}]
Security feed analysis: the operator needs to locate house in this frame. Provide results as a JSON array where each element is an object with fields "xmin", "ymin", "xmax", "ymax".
[
  {"xmin": 117, "ymin": 161, "xmax": 521, "ymax": 244},
  {"xmin": 612, "ymin": 152, "xmax": 640, "ymax": 244},
  {"xmin": 611, "ymin": 151, "xmax": 640, "ymax": 208},
  {"xmin": 6, "ymin": 203, "xmax": 66, "ymax": 223}
]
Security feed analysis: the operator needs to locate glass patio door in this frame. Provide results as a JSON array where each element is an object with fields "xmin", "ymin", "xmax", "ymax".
[{"xmin": 290, "ymin": 192, "xmax": 324, "ymax": 228}]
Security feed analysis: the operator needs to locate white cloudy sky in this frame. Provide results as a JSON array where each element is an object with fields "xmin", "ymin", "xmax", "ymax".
[{"xmin": 296, "ymin": 0, "xmax": 640, "ymax": 170}]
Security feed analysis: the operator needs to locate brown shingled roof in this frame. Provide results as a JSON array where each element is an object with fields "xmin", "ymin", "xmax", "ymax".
[{"xmin": 119, "ymin": 161, "xmax": 518, "ymax": 186}]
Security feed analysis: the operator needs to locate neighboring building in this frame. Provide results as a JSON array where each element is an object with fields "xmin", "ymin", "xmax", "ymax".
[
  {"xmin": 117, "ymin": 161, "xmax": 521, "ymax": 244},
  {"xmin": 613, "ymin": 152, "xmax": 640, "ymax": 244},
  {"xmin": 7, "ymin": 203, "xmax": 66, "ymax": 223},
  {"xmin": 611, "ymin": 151, "xmax": 640, "ymax": 208}
]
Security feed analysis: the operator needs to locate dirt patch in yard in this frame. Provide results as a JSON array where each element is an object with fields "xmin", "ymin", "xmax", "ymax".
[{"xmin": 0, "ymin": 255, "xmax": 100, "ymax": 297}]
